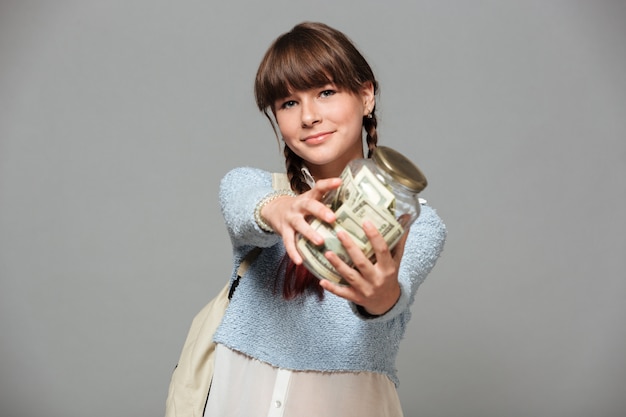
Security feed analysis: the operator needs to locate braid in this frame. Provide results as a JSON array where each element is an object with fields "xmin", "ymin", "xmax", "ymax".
[
  {"xmin": 281, "ymin": 144, "xmax": 323, "ymax": 300},
  {"xmin": 364, "ymin": 112, "xmax": 379, "ymax": 158},
  {"xmin": 284, "ymin": 145, "xmax": 311, "ymax": 194}
]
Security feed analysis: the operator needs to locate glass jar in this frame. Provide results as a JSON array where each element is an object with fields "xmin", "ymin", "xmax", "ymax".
[{"xmin": 296, "ymin": 146, "xmax": 428, "ymax": 285}]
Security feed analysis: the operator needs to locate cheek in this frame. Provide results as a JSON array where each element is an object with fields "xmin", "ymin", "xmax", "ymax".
[
  {"xmin": 275, "ymin": 115, "xmax": 297, "ymax": 139},
  {"xmin": 334, "ymin": 99, "xmax": 365, "ymax": 128},
  {"xmin": 277, "ymin": 125, "xmax": 296, "ymax": 144},
  {"xmin": 343, "ymin": 110, "xmax": 366, "ymax": 134},
  {"xmin": 278, "ymin": 126, "xmax": 301, "ymax": 151}
]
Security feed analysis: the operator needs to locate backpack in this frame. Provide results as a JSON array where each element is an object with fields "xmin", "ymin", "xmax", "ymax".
[{"xmin": 164, "ymin": 173, "xmax": 289, "ymax": 417}]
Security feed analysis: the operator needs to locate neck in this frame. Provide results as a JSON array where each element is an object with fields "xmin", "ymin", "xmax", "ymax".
[
  {"xmin": 306, "ymin": 164, "xmax": 343, "ymax": 180},
  {"xmin": 305, "ymin": 150, "xmax": 365, "ymax": 180}
]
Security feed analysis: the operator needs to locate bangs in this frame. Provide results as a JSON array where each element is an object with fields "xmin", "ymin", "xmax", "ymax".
[
  {"xmin": 264, "ymin": 45, "xmax": 336, "ymax": 103},
  {"xmin": 255, "ymin": 24, "xmax": 369, "ymax": 111}
]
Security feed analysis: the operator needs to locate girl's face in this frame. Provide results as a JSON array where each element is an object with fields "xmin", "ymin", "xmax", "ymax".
[{"xmin": 274, "ymin": 82, "xmax": 375, "ymax": 179}]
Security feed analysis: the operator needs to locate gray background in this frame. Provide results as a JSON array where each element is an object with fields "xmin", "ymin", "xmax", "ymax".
[{"xmin": 1, "ymin": 1, "xmax": 624, "ymax": 416}]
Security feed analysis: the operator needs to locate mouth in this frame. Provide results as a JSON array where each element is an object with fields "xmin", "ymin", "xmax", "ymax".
[{"xmin": 302, "ymin": 131, "xmax": 334, "ymax": 143}]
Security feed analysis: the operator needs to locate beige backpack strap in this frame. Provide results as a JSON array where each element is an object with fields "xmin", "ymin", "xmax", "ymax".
[
  {"xmin": 236, "ymin": 247, "xmax": 262, "ymax": 279},
  {"xmin": 271, "ymin": 172, "xmax": 290, "ymax": 191},
  {"xmin": 229, "ymin": 247, "xmax": 262, "ymax": 300}
]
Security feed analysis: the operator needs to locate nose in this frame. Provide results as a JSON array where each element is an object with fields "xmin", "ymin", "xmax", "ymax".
[{"xmin": 301, "ymin": 100, "xmax": 321, "ymax": 127}]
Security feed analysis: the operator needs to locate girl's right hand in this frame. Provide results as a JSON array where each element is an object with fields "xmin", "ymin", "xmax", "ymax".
[{"xmin": 261, "ymin": 178, "xmax": 341, "ymax": 264}]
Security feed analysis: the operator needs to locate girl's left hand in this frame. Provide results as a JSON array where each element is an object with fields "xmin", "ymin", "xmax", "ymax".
[{"xmin": 318, "ymin": 220, "xmax": 408, "ymax": 316}]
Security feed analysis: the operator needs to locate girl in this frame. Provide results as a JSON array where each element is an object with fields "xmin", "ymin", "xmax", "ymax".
[{"xmin": 206, "ymin": 22, "xmax": 446, "ymax": 417}]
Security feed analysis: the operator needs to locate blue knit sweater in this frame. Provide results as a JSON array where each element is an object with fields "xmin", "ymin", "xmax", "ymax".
[{"xmin": 213, "ymin": 167, "xmax": 446, "ymax": 387}]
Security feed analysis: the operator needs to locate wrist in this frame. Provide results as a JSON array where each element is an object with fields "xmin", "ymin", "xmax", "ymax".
[
  {"xmin": 356, "ymin": 304, "xmax": 384, "ymax": 319},
  {"xmin": 254, "ymin": 190, "xmax": 296, "ymax": 233},
  {"xmin": 358, "ymin": 286, "xmax": 401, "ymax": 317}
]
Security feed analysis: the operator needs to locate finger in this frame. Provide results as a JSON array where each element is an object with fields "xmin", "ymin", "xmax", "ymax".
[
  {"xmin": 305, "ymin": 178, "xmax": 342, "ymax": 221},
  {"xmin": 333, "ymin": 229, "xmax": 375, "ymax": 277},
  {"xmin": 285, "ymin": 211, "xmax": 324, "ymax": 246},
  {"xmin": 324, "ymin": 249, "xmax": 363, "ymax": 286},
  {"xmin": 318, "ymin": 277, "xmax": 363, "ymax": 305},
  {"xmin": 361, "ymin": 220, "xmax": 393, "ymax": 264},
  {"xmin": 282, "ymin": 231, "xmax": 303, "ymax": 265},
  {"xmin": 299, "ymin": 198, "xmax": 336, "ymax": 225},
  {"xmin": 276, "ymin": 197, "xmax": 326, "ymax": 246},
  {"xmin": 289, "ymin": 197, "xmax": 338, "ymax": 246},
  {"xmin": 309, "ymin": 177, "xmax": 342, "ymax": 199},
  {"xmin": 391, "ymin": 229, "xmax": 409, "ymax": 262}
]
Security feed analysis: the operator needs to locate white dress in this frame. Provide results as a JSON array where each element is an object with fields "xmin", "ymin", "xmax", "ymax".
[{"xmin": 204, "ymin": 344, "xmax": 404, "ymax": 417}]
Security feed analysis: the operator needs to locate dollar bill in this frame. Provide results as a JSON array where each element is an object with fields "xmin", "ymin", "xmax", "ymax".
[
  {"xmin": 353, "ymin": 166, "xmax": 395, "ymax": 212},
  {"xmin": 333, "ymin": 166, "xmax": 361, "ymax": 211}
]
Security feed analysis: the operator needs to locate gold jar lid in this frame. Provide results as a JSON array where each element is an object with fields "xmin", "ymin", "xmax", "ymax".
[{"xmin": 372, "ymin": 146, "xmax": 428, "ymax": 193}]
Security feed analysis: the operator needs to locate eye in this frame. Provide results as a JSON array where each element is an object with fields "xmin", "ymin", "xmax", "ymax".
[
  {"xmin": 319, "ymin": 89, "xmax": 336, "ymax": 98},
  {"xmin": 279, "ymin": 100, "xmax": 297, "ymax": 109}
]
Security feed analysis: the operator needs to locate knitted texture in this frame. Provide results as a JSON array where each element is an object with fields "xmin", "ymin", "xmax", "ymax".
[{"xmin": 213, "ymin": 167, "xmax": 446, "ymax": 387}]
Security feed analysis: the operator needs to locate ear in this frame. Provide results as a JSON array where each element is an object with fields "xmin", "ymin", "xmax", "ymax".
[{"xmin": 360, "ymin": 81, "xmax": 376, "ymax": 116}]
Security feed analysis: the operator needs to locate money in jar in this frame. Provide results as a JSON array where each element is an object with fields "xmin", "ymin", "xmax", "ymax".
[{"xmin": 296, "ymin": 146, "xmax": 428, "ymax": 285}]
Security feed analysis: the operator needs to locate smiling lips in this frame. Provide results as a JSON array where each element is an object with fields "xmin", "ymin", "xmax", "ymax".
[{"xmin": 302, "ymin": 131, "xmax": 335, "ymax": 144}]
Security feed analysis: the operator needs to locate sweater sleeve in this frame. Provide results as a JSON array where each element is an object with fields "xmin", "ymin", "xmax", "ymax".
[
  {"xmin": 351, "ymin": 204, "xmax": 447, "ymax": 321},
  {"xmin": 219, "ymin": 166, "xmax": 283, "ymax": 250}
]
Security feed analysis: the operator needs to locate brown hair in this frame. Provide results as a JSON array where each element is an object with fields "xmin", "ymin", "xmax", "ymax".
[{"xmin": 255, "ymin": 22, "xmax": 380, "ymax": 299}]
